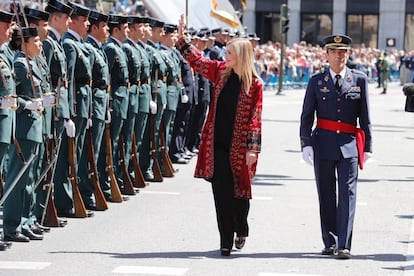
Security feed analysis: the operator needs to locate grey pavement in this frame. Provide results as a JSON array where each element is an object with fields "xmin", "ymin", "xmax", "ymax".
[{"xmin": 0, "ymin": 81, "xmax": 414, "ymax": 276}]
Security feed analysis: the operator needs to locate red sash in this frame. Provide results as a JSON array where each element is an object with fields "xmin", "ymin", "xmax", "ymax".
[{"xmin": 316, "ymin": 118, "xmax": 366, "ymax": 170}]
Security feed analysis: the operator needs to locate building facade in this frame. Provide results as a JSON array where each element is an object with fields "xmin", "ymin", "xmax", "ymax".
[{"xmin": 237, "ymin": 0, "xmax": 414, "ymax": 50}]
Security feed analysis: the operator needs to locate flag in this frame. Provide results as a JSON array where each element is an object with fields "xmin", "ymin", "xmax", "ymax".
[
  {"xmin": 240, "ymin": 0, "xmax": 247, "ymax": 9},
  {"xmin": 212, "ymin": 0, "xmax": 218, "ymax": 10}
]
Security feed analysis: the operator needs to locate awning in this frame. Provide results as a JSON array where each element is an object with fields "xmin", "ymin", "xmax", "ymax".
[{"xmin": 142, "ymin": 0, "xmax": 242, "ymax": 30}]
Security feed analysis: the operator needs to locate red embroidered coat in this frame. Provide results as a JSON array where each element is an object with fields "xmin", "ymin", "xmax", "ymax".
[{"xmin": 178, "ymin": 39, "xmax": 263, "ymax": 199}]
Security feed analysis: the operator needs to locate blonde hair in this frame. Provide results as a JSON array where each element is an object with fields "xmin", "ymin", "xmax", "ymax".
[{"xmin": 223, "ymin": 37, "xmax": 261, "ymax": 94}]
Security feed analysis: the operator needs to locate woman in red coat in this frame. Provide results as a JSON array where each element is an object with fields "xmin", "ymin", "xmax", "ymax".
[{"xmin": 176, "ymin": 20, "xmax": 263, "ymax": 256}]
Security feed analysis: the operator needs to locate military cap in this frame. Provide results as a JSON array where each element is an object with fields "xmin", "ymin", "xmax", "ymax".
[
  {"xmin": 127, "ymin": 16, "xmax": 147, "ymax": 24},
  {"xmin": 89, "ymin": 10, "xmax": 109, "ymax": 23},
  {"xmin": 45, "ymin": 0, "xmax": 73, "ymax": 16},
  {"xmin": 12, "ymin": 27, "xmax": 39, "ymax": 39},
  {"xmin": 163, "ymin": 24, "xmax": 177, "ymax": 34},
  {"xmin": 67, "ymin": 2, "xmax": 90, "ymax": 18},
  {"xmin": 248, "ymin": 32, "xmax": 260, "ymax": 41},
  {"xmin": 0, "ymin": 10, "xmax": 14, "ymax": 23},
  {"xmin": 211, "ymin": 27, "xmax": 228, "ymax": 36},
  {"xmin": 194, "ymin": 31, "xmax": 208, "ymax": 41},
  {"xmin": 323, "ymin": 34, "xmax": 352, "ymax": 50},
  {"xmin": 24, "ymin": 7, "xmax": 50, "ymax": 21},
  {"xmin": 148, "ymin": 17, "xmax": 164, "ymax": 28},
  {"xmin": 108, "ymin": 14, "xmax": 128, "ymax": 25},
  {"xmin": 221, "ymin": 28, "xmax": 233, "ymax": 35}
]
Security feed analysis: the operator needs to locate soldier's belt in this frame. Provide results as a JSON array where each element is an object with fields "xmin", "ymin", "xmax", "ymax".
[
  {"xmin": 162, "ymin": 76, "xmax": 167, "ymax": 83},
  {"xmin": 77, "ymin": 77, "xmax": 92, "ymax": 86},
  {"xmin": 316, "ymin": 118, "xmax": 365, "ymax": 170}
]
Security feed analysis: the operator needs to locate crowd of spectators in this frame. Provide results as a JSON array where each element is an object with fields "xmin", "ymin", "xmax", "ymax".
[{"xmin": 254, "ymin": 40, "xmax": 407, "ymax": 90}]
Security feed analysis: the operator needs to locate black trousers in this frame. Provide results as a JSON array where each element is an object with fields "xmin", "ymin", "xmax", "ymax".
[{"xmin": 212, "ymin": 147, "xmax": 250, "ymax": 249}]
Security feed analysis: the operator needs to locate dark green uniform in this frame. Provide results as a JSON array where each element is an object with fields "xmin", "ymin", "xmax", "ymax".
[
  {"xmin": 79, "ymin": 34, "xmax": 110, "ymax": 204},
  {"xmin": 122, "ymin": 37, "xmax": 142, "ymax": 182},
  {"xmin": 3, "ymin": 50, "xmax": 44, "ymax": 236},
  {"xmin": 102, "ymin": 36, "xmax": 129, "ymax": 191},
  {"xmin": 54, "ymin": 29, "xmax": 92, "ymax": 214},
  {"xmin": 0, "ymin": 44, "xmax": 15, "ymax": 193},
  {"xmin": 140, "ymin": 39, "xmax": 168, "ymax": 180}
]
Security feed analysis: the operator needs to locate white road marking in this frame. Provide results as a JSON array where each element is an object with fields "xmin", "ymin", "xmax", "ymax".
[
  {"xmin": 0, "ymin": 261, "xmax": 51, "ymax": 270},
  {"xmin": 259, "ymin": 273, "xmax": 325, "ymax": 276},
  {"xmin": 140, "ymin": 191, "xmax": 181, "ymax": 195},
  {"xmin": 253, "ymin": 196, "xmax": 273, "ymax": 200},
  {"xmin": 404, "ymin": 215, "xmax": 414, "ymax": 275},
  {"xmin": 112, "ymin": 265, "xmax": 188, "ymax": 275}
]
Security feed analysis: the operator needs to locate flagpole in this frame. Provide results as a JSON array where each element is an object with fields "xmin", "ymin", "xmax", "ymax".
[{"xmin": 185, "ymin": 0, "xmax": 188, "ymax": 30}]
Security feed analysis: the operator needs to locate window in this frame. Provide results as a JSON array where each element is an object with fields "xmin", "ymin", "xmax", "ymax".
[
  {"xmin": 301, "ymin": 14, "xmax": 332, "ymax": 45},
  {"xmin": 347, "ymin": 14, "xmax": 378, "ymax": 48}
]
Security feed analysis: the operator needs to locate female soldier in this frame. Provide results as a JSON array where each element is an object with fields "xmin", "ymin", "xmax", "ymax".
[{"xmin": 3, "ymin": 27, "xmax": 45, "ymax": 242}]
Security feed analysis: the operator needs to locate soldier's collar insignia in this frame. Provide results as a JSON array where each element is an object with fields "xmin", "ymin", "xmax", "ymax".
[
  {"xmin": 320, "ymin": 86, "xmax": 329, "ymax": 93},
  {"xmin": 346, "ymin": 74, "xmax": 352, "ymax": 82}
]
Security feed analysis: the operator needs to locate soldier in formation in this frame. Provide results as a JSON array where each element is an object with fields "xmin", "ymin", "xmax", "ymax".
[{"xmin": 0, "ymin": 1, "xmax": 246, "ymax": 250}]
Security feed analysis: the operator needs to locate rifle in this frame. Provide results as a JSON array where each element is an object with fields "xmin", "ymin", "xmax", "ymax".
[
  {"xmin": 118, "ymin": 135, "xmax": 136, "ymax": 195},
  {"xmin": 159, "ymin": 121, "xmax": 175, "ymax": 177},
  {"xmin": 150, "ymin": 70, "xmax": 163, "ymax": 182},
  {"xmin": 41, "ymin": 137, "xmax": 60, "ymax": 227},
  {"xmin": 67, "ymin": 137, "xmax": 88, "ymax": 217},
  {"xmin": 131, "ymin": 133, "xmax": 147, "ymax": 188},
  {"xmin": 104, "ymin": 123, "xmax": 123, "ymax": 202},
  {"xmin": 0, "ymin": 153, "xmax": 36, "ymax": 206},
  {"xmin": 86, "ymin": 127, "xmax": 109, "ymax": 210}
]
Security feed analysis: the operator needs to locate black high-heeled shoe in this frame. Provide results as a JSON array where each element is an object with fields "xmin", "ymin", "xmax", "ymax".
[
  {"xmin": 220, "ymin": 248, "xmax": 231, "ymax": 256},
  {"xmin": 235, "ymin": 236, "xmax": 246, "ymax": 249}
]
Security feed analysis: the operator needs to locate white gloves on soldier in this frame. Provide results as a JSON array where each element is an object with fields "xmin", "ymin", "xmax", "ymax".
[
  {"xmin": 24, "ymin": 100, "xmax": 43, "ymax": 111},
  {"xmin": 150, "ymin": 100, "xmax": 157, "ymax": 114},
  {"xmin": 105, "ymin": 110, "xmax": 111, "ymax": 124},
  {"xmin": 364, "ymin": 152, "xmax": 372, "ymax": 164},
  {"xmin": 302, "ymin": 146, "xmax": 314, "ymax": 166},
  {"xmin": 181, "ymin": 93, "xmax": 189, "ymax": 104},
  {"xmin": 42, "ymin": 93, "xmax": 55, "ymax": 108},
  {"xmin": 0, "ymin": 96, "xmax": 17, "ymax": 109},
  {"xmin": 86, "ymin": 118, "xmax": 93, "ymax": 129},
  {"xmin": 64, "ymin": 119, "xmax": 76, "ymax": 138}
]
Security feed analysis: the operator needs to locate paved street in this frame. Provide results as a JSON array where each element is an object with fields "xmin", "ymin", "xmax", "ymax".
[{"xmin": 1, "ymin": 81, "xmax": 414, "ymax": 276}]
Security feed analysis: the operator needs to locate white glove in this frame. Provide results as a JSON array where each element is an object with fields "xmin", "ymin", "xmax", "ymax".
[
  {"xmin": 0, "ymin": 96, "xmax": 17, "ymax": 109},
  {"xmin": 42, "ymin": 93, "xmax": 55, "ymax": 108},
  {"xmin": 302, "ymin": 146, "xmax": 314, "ymax": 166},
  {"xmin": 86, "ymin": 118, "xmax": 93, "ymax": 129},
  {"xmin": 105, "ymin": 110, "xmax": 111, "ymax": 124},
  {"xmin": 64, "ymin": 119, "xmax": 76, "ymax": 138},
  {"xmin": 150, "ymin": 100, "xmax": 157, "ymax": 114},
  {"xmin": 246, "ymin": 151, "xmax": 257, "ymax": 167},
  {"xmin": 162, "ymin": 104, "xmax": 166, "ymax": 111},
  {"xmin": 24, "ymin": 100, "xmax": 43, "ymax": 111},
  {"xmin": 181, "ymin": 93, "xmax": 189, "ymax": 104},
  {"xmin": 364, "ymin": 152, "xmax": 372, "ymax": 164}
]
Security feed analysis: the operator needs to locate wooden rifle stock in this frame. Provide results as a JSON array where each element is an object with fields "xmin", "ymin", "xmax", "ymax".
[
  {"xmin": 119, "ymin": 135, "xmax": 135, "ymax": 195},
  {"xmin": 104, "ymin": 123, "xmax": 123, "ymax": 202},
  {"xmin": 86, "ymin": 128, "xmax": 108, "ymax": 210},
  {"xmin": 68, "ymin": 137, "xmax": 88, "ymax": 217},
  {"xmin": 42, "ymin": 138, "xmax": 59, "ymax": 227},
  {"xmin": 131, "ymin": 133, "xmax": 147, "ymax": 188},
  {"xmin": 159, "ymin": 122, "xmax": 174, "ymax": 177}
]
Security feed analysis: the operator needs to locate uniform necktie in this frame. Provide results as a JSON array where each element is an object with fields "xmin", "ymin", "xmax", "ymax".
[{"xmin": 335, "ymin": 74, "xmax": 341, "ymax": 92}]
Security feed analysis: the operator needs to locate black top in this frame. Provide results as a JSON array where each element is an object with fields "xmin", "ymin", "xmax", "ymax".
[{"xmin": 214, "ymin": 71, "xmax": 241, "ymax": 151}]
